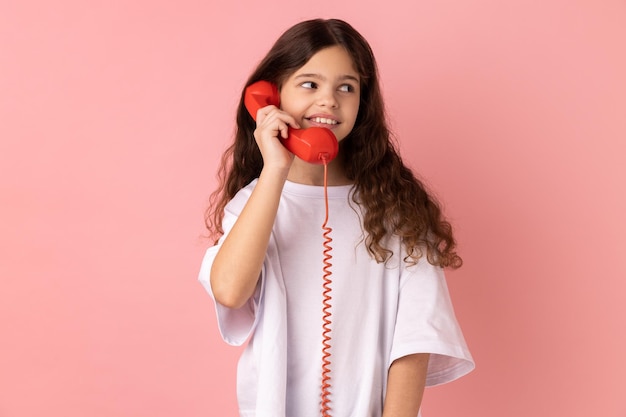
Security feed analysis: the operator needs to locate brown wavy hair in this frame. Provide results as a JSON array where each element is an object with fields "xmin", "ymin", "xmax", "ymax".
[{"xmin": 205, "ymin": 18, "xmax": 462, "ymax": 269}]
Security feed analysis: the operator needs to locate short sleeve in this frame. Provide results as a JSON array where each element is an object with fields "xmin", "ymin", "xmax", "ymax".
[
  {"xmin": 197, "ymin": 243, "xmax": 264, "ymax": 346},
  {"xmin": 390, "ymin": 259, "xmax": 475, "ymax": 386},
  {"xmin": 197, "ymin": 184, "xmax": 264, "ymax": 346}
]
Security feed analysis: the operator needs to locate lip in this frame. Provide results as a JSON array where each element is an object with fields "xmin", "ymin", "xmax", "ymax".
[{"xmin": 305, "ymin": 113, "xmax": 341, "ymax": 128}]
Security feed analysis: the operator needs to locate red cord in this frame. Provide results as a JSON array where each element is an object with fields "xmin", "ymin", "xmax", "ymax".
[{"xmin": 320, "ymin": 160, "xmax": 333, "ymax": 417}]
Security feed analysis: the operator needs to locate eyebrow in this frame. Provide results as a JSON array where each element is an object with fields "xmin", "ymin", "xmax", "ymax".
[{"xmin": 294, "ymin": 73, "xmax": 360, "ymax": 83}]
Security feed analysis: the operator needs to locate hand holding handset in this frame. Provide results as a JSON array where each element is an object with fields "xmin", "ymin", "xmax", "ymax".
[{"xmin": 244, "ymin": 81, "xmax": 338, "ymax": 164}]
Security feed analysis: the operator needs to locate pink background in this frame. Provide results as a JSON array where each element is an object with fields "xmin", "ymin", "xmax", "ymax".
[{"xmin": 1, "ymin": 0, "xmax": 625, "ymax": 416}]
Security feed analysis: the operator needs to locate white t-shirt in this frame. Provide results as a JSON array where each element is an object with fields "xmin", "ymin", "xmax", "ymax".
[{"xmin": 199, "ymin": 179, "xmax": 474, "ymax": 417}]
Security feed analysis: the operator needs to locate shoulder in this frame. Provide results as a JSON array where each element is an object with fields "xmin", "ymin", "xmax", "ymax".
[
  {"xmin": 224, "ymin": 179, "xmax": 258, "ymax": 215},
  {"xmin": 388, "ymin": 240, "xmax": 443, "ymax": 282}
]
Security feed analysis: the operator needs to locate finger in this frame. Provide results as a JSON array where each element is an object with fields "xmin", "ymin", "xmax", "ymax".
[
  {"xmin": 255, "ymin": 105, "xmax": 277, "ymax": 125},
  {"xmin": 279, "ymin": 123, "xmax": 289, "ymax": 139},
  {"xmin": 285, "ymin": 115, "xmax": 300, "ymax": 130},
  {"xmin": 259, "ymin": 106, "xmax": 300, "ymax": 130}
]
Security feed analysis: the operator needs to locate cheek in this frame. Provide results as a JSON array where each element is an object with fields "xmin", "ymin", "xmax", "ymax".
[
  {"xmin": 342, "ymin": 112, "xmax": 359, "ymax": 135},
  {"xmin": 348, "ymin": 101, "xmax": 360, "ymax": 125},
  {"xmin": 281, "ymin": 97, "xmax": 307, "ymax": 116}
]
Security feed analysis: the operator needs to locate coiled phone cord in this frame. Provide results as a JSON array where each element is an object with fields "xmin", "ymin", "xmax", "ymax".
[{"xmin": 320, "ymin": 158, "xmax": 333, "ymax": 416}]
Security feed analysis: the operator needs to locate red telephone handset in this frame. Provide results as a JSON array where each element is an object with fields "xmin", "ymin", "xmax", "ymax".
[{"xmin": 244, "ymin": 81, "xmax": 339, "ymax": 164}]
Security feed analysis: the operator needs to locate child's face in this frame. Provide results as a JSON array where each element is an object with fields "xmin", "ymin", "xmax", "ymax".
[{"xmin": 280, "ymin": 46, "xmax": 360, "ymax": 143}]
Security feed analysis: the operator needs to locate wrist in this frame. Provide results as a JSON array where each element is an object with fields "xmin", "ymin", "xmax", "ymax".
[{"xmin": 259, "ymin": 165, "xmax": 290, "ymax": 183}]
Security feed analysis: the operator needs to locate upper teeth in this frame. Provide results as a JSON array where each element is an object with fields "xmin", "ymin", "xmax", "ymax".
[{"xmin": 311, "ymin": 117, "xmax": 337, "ymax": 125}]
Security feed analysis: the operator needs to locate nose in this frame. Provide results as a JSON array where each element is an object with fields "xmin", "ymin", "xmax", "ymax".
[{"xmin": 317, "ymin": 87, "xmax": 338, "ymax": 108}]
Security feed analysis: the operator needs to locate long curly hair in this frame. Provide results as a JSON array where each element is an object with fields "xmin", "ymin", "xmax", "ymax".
[{"xmin": 205, "ymin": 18, "xmax": 462, "ymax": 269}]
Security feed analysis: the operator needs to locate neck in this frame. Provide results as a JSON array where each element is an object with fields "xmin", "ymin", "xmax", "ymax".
[{"xmin": 287, "ymin": 157, "xmax": 351, "ymax": 186}]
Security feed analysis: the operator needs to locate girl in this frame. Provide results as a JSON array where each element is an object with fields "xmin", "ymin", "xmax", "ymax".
[{"xmin": 199, "ymin": 18, "xmax": 474, "ymax": 417}]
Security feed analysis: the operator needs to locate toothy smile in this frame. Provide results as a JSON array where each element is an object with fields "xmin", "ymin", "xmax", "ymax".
[{"xmin": 308, "ymin": 117, "xmax": 338, "ymax": 125}]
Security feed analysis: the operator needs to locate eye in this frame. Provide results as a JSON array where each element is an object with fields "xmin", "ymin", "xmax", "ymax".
[
  {"xmin": 338, "ymin": 84, "xmax": 356, "ymax": 93},
  {"xmin": 300, "ymin": 81, "xmax": 318, "ymax": 89}
]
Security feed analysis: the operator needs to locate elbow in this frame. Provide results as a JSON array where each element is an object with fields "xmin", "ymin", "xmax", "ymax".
[
  {"xmin": 210, "ymin": 268, "xmax": 250, "ymax": 310},
  {"xmin": 212, "ymin": 287, "xmax": 248, "ymax": 310}
]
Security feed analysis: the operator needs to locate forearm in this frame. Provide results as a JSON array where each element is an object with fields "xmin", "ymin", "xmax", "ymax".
[
  {"xmin": 210, "ymin": 166, "xmax": 289, "ymax": 308},
  {"xmin": 382, "ymin": 353, "xmax": 430, "ymax": 417}
]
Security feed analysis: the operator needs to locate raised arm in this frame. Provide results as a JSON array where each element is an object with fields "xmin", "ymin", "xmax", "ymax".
[
  {"xmin": 209, "ymin": 104, "xmax": 298, "ymax": 309},
  {"xmin": 210, "ymin": 167, "xmax": 288, "ymax": 308}
]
